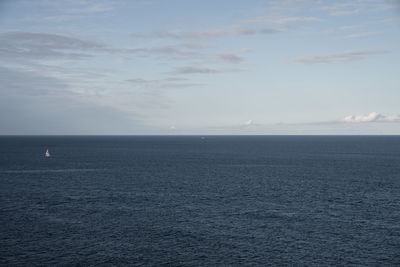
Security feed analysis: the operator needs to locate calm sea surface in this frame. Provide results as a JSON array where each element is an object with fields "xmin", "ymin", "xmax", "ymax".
[{"xmin": 1, "ymin": 136, "xmax": 400, "ymax": 266}]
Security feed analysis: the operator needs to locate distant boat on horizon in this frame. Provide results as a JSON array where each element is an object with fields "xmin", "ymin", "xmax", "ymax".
[{"xmin": 45, "ymin": 149, "xmax": 51, "ymax": 158}]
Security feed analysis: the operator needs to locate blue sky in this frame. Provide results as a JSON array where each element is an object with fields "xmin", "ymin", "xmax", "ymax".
[{"xmin": 0, "ymin": 0, "xmax": 399, "ymax": 134}]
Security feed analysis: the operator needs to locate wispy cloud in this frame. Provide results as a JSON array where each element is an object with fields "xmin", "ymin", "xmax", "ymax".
[
  {"xmin": 0, "ymin": 67, "xmax": 147, "ymax": 134},
  {"xmin": 343, "ymin": 112, "xmax": 400, "ymax": 123},
  {"xmin": 125, "ymin": 77, "xmax": 202, "ymax": 89},
  {"xmin": 181, "ymin": 43, "xmax": 213, "ymax": 49},
  {"xmin": 0, "ymin": 66, "xmax": 68, "ymax": 96},
  {"xmin": 291, "ymin": 50, "xmax": 386, "ymax": 64},
  {"xmin": 260, "ymin": 28, "xmax": 281, "ymax": 34},
  {"xmin": 215, "ymin": 53, "xmax": 244, "ymax": 63},
  {"xmin": 345, "ymin": 31, "xmax": 381, "ymax": 39},
  {"xmin": 131, "ymin": 45, "xmax": 202, "ymax": 58},
  {"xmin": 377, "ymin": 2, "xmax": 400, "ymax": 10},
  {"xmin": 0, "ymin": 31, "xmax": 155, "ymax": 63},
  {"xmin": 330, "ymin": 9, "xmax": 359, "ymax": 16},
  {"xmin": 170, "ymin": 66, "xmax": 245, "ymax": 75},
  {"xmin": 0, "ymin": 31, "xmax": 103, "ymax": 61},
  {"xmin": 0, "ymin": 31, "xmax": 207, "ymax": 64},
  {"xmin": 243, "ymin": 13, "xmax": 321, "ymax": 27},
  {"xmin": 317, "ymin": 0, "xmax": 398, "ymax": 17},
  {"xmin": 317, "ymin": 3, "xmax": 360, "ymax": 17},
  {"xmin": 340, "ymin": 25, "xmax": 361, "ymax": 31},
  {"xmin": 65, "ymin": 2, "xmax": 116, "ymax": 14},
  {"xmin": 33, "ymin": 0, "xmax": 116, "ymax": 14},
  {"xmin": 133, "ymin": 25, "xmax": 279, "ymax": 40},
  {"xmin": 274, "ymin": 16, "xmax": 321, "ymax": 24},
  {"xmin": 133, "ymin": 27, "xmax": 254, "ymax": 40},
  {"xmin": 19, "ymin": 0, "xmax": 118, "ymax": 23},
  {"xmin": 172, "ymin": 66, "xmax": 219, "ymax": 74}
]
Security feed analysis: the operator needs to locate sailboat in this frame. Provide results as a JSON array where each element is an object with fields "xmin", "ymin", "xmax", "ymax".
[{"xmin": 45, "ymin": 149, "xmax": 51, "ymax": 158}]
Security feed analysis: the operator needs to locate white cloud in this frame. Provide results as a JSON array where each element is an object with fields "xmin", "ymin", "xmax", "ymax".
[
  {"xmin": 343, "ymin": 112, "xmax": 400, "ymax": 123},
  {"xmin": 240, "ymin": 119, "xmax": 256, "ymax": 129},
  {"xmin": 244, "ymin": 119, "xmax": 253, "ymax": 126}
]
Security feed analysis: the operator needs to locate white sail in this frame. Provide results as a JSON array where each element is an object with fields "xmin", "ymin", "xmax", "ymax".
[{"xmin": 45, "ymin": 149, "xmax": 51, "ymax": 158}]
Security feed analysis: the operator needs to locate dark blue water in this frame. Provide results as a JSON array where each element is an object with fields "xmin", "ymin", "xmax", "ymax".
[{"xmin": 1, "ymin": 136, "xmax": 400, "ymax": 266}]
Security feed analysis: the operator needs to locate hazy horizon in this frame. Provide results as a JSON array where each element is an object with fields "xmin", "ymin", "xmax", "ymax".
[{"xmin": 1, "ymin": 0, "xmax": 399, "ymax": 134}]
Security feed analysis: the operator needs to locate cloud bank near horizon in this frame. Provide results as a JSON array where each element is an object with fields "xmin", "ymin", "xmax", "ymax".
[{"xmin": 343, "ymin": 112, "xmax": 400, "ymax": 123}]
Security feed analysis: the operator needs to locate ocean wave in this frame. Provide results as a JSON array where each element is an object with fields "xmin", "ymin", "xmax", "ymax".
[{"xmin": 0, "ymin": 168, "xmax": 106, "ymax": 174}]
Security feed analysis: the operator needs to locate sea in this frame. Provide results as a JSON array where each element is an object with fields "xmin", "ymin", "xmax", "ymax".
[{"xmin": 1, "ymin": 136, "xmax": 399, "ymax": 266}]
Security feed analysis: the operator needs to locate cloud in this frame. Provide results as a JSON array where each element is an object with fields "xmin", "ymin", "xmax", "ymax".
[
  {"xmin": 181, "ymin": 43, "xmax": 213, "ymax": 49},
  {"xmin": 0, "ymin": 94, "xmax": 148, "ymax": 135},
  {"xmin": 0, "ymin": 31, "xmax": 103, "ymax": 61},
  {"xmin": 64, "ymin": 2, "xmax": 116, "ymax": 14},
  {"xmin": 0, "ymin": 31, "xmax": 207, "ymax": 65},
  {"xmin": 244, "ymin": 14, "xmax": 321, "ymax": 27},
  {"xmin": 133, "ymin": 25, "xmax": 279, "ymax": 40},
  {"xmin": 274, "ymin": 16, "xmax": 321, "ymax": 24},
  {"xmin": 330, "ymin": 9, "xmax": 359, "ymax": 16},
  {"xmin": 0, "ymin": 66, "xmax": 150, "ymax": 134},
  {"xmin": 125, "ymin": 77, "xmax": 202, "ymax": 88},
  {"xmin": 215, "ymin": 53, "xmax": 244, "ymax": 63},
  {"xmin": 0, "ymin": 66, "xmax": 68, "ymax": 96},
  {"xmin": 172, "ymin": 66, "xmax": 219, "ymax": 74},
  {"xmin": 317, "ymin": 3, "xmax": 360, "ymax": 17},
  {"xmin": 291, "ymin": 50, "xmax": 386, "ymax": 64},
  {"xmin": 0, "ymin": 31, "xmax": 142, "ymax": 63},
  {"xmin": 133, "ymin": 46, "xmax": 247, "ymax": 64},
  {"xmin": 317, "ymin": 0, "xmax": 398, "ymax": 17},
  {"xmin": 345, "ymin": 31, "xmax": 381, "ymax": 39},
  {"xmin": 12, "ymin": 1, "xmax": 118, "ymax": 23},
  {"xmin": 2, "ymin": 31, "xmax": 103, "ymax": 50},
  {"xmin": 377, "ymin": 3, "xmax": 400, "ymax": 10},
  {"xmin": 239, "ymin": 119, "xmax": 263, "ymax": 129},
  {"xmin": 340, "ymin": 25, "xmax": 361, "ymax": 31},
  {"xmin": 260, "ymin": 28, "xmax": 281, "ymax": 34},
  {"xmin": 129, "ymin": 45, "xmax": 202, "ymax": 58},
  {"xmin": 268, "ymin": 112, "xmax": 400, "ymax": 126},
  {"xmin": 142, "ymin": 28, "xmax": 256, "ymax": 40},
  {"xmin": 244, "ymin": 119, "xmax": 254, "ymax": 126},
  {"xmin": 164, "ymin": 77, "xmax": 189, "ymax": 82},
  {"xmin": 343, "ymin": 112, "xmax": 400, "ymax": 123},
  {"xmin": 33, "ymin": 0, "xmax": 116, "ymax": 14},
  {"xmin": 208, "ymin": 112, "xmax": 400, "ymax": 134}
]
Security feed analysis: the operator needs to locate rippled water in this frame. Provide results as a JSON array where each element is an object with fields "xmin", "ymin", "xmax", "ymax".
[{"xmin": 1, "ymin": 136, "xmax": 400, "ymax": 266}]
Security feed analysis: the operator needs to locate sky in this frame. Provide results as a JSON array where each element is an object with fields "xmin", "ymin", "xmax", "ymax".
[{"xmin": 0, "ymin": 0, "xmax": 399, "ymax": 135}]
